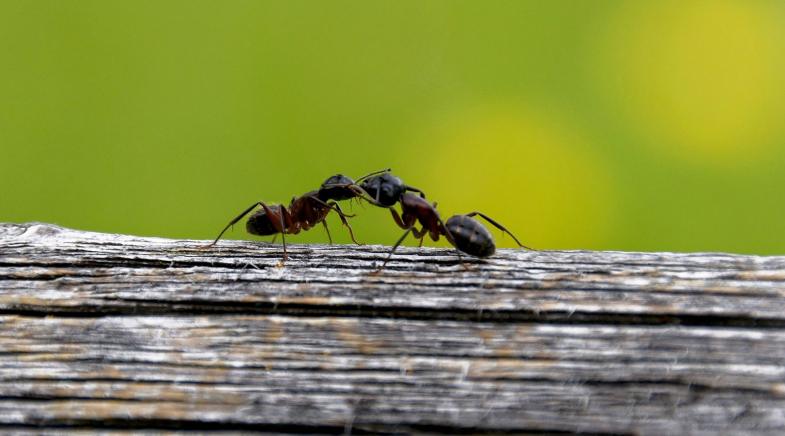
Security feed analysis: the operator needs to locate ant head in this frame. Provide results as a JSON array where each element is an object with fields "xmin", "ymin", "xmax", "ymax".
[
  {"xmin": 359, "ymin": 173, "xmax": 406, "ymax": 207},
  {"xmin": 318, "ymin": 174, "xmax": 357, "ymax": 202}
]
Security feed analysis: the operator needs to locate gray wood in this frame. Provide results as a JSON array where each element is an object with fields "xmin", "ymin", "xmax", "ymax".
[{"xmin": 1, "ymin": 222, "xmax": 784, "ymax": 434}]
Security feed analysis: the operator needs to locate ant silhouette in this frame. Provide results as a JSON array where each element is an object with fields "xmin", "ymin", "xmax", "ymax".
[{"xmin": 201, "ymin": 169, "xmax": 389, "ymax": 260}]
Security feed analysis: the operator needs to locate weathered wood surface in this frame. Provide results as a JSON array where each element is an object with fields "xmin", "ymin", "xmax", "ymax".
[{"xmin": 1, "ymin": 222, "xmax": 784, "ymax": 434}]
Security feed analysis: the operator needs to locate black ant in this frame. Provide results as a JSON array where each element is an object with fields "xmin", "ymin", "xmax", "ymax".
[
  {"xmin": 201, "ymin": 169, "xmax": 389, "ymax": 260},
  {"xmin": 356, "ymin": 172, "xmax": 426, "ymax": 206},
  {"xmin": 380, "ymin": 191, "xmax": 530, "ymax": 267},
  {"xmin": 328, "ymin": 172, "xmax": 531, "ymax": 266}
]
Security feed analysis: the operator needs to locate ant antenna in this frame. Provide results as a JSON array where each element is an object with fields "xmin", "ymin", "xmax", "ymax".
[
  {"xmin": 346, "ymin": 185, "xmax": 387, "ymax": 207},
  {"xmin": 355, "ymin": 168, "xmax": 391, "ymax": 183}
]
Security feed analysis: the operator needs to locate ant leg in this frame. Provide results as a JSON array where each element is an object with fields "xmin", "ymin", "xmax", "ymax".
[
  {"xmin": 279, "ymin": 208, "xmax": 290, "ymax": 260},
  {"xmin": 328, "ymin": 202, "xmax": 360, "ymax": 245},
  {"xmin": 465, "ymin": 212, "xmax": 533, "ymax": 249},
  {"xmin": 304, "ymin": 194, "xmax": 360, "ymax": 244},
  {"xmin": 405, "ymin": 185, "xmax": 427, "ymax": 199},
  {"xmin": 389, "ymin": 208, "xmax": 416, "ymax": 230},
  {"xmin": 271, "ymin": 234, "xmax": 278, "ymax": 244},
  {"xmin": 309, "ymin": 196, "xmax": 356, "ymax": 218},
  {"xmin": 321, "ymin": 220, "xmax": 333, "ymax": 244},
  {"xmin": 380, "ymin": 227, "xmax": 414, "ymax": 269},
  {"xmin": 409, "ymin": 226, "xmax": 428, "ymax": 247},
  {"xmin": 200, "ymin": 202, "xmax": 263, "ymax": 248},
  {"xmin": 251, "ymin": 203, "xmax": 291, "ymax": 260},
  {"xmin": 354, "ymin": 186, "xmax": 386, "ymax": 207},
  {"xmin": 428, "ymin": 213, "xmax": 456, "ymax": 248},
  {"xmin": 455, "ymin": 249, "xmax": 471, "ymax": 271}
]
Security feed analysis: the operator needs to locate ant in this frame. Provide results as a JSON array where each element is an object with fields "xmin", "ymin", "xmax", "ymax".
[
  {"xmin": 201, "ymin": 169, "xmax": 389, "ymax": 260},
  {"xmin": 356, "ymin": 172, "xmax": 426, "ymax": 207},
  {"xmin": 318, "ymin": 170, "xmax": 426, "ymax": 210},
  {"xmin": 327, "ymin": 172, "xmax": 531, "ymax": 266},
  {"xmin": 381, "ymin": 191, "xmax": 531, "ymax": 267}
]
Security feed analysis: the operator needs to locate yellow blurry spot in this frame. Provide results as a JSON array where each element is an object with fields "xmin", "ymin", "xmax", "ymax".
[
  {"xmin": 599, "ymin": 0, "xmax": 785, "ymax": 163},
  {"xmin": 409, "ymin": 104, "xmax": 615, "ymax": 250}
]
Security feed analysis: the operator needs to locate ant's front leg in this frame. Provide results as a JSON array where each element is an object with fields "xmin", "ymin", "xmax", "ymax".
[{"xmin": 328, "ymin": 201, "xmax": 360, "ymax": 245}]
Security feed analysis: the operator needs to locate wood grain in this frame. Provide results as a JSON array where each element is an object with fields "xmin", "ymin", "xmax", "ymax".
[{"xmin": 1, "ymin": 222, "xmax": 784, "ymax": 434}]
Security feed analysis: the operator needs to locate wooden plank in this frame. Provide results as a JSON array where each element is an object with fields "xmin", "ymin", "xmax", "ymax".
[{"xmin": 1, "ymin": 222, "xmax": 784, "ymax": 434}]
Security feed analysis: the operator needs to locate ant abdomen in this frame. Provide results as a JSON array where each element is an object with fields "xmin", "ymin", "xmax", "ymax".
[
  {"xmin": 246, "ymin": 207, "xmax": 281, "ymax": 236},
  {"xmin": 445, "ymin": 215, "xmax": 496, "ymax": 258}
]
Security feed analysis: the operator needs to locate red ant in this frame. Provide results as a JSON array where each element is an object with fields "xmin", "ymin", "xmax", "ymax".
[{"xmin": 201, "ymin": 169, "xmax": 388, "ymax": 260}]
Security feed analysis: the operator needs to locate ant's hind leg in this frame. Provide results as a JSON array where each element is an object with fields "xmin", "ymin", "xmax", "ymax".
[
  {"xmin": 276, "ymin": 207, "xmax": 291, "ymax": 262},
  {"xmin": 455, "ymin": 249, "xmax": 471, "ymax": 271},
  {"xmin": 465, "ymin": 212, "xmax": 533, "ymax": 250},
  {"xmin": 200, "ymin": 202, "xmax": 264, "ymax": 248}
]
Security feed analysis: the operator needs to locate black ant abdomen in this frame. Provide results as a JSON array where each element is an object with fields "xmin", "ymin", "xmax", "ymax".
[{"xmin": 445, "ymin": 215, "xmax": 496, "ymax": 258}]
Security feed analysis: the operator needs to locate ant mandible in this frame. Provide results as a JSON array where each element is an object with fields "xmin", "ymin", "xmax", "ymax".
[{"xmin": 201, "ymin": 169, "xmax": 389, "ymax": 260}]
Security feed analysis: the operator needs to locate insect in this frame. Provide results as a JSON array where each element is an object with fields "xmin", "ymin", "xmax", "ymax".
[
  {"xmin": 356, "ymin": 172, "xmax": 425, "ymax": 207},
  {"xmin": 316, "ymin": 168, "xmax": 390, "ymax": 203},
  {"xmin": 325, "ymin": 171, "xmax": 530, "ymax": 263},
  {"xmin": 201, "ymin": 169, "xmax": 389, "ymax": 260},
  {"xmin": 380, "ymin": 191, "xmax": 531, "ymax": 267}
]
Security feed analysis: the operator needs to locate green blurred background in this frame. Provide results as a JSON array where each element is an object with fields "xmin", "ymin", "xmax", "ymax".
[{"xmin": 2, "ymin": 0, "xmax": 784, "ymax": 254}]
